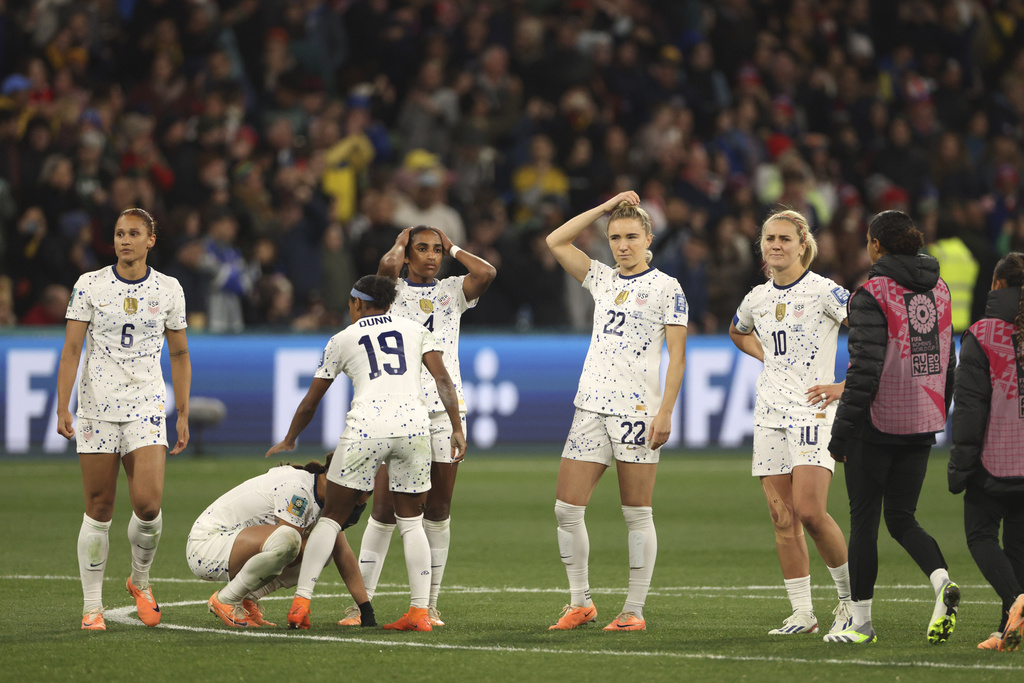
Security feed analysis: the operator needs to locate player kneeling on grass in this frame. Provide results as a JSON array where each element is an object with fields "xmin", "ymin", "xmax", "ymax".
[
  {"xmin": 268, "ymin": 275, "xmax": 467, "ymax": 632},
  {"xmin": 187, "ymin": 456, "xmax": 374, "ymax": 628}
]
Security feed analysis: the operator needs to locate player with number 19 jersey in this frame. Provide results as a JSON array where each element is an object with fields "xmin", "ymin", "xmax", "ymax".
[
  {"xmin": 390, "ymin": 277, "xmax": 474, "ymax": 413},
  {"xmin": 65, "ymin": 265, "xmax": 187, "ymax": 421},
  {"xmin": 576, "ymin": 261, "xmax": 688, "ymax": 416},
  {"xmin": 314, "ymin": 314, "xmax": 443, "ymax": 439},
  {"xmin": 732, "ymin": 271, "xmax": 849, "ymax": 428}
]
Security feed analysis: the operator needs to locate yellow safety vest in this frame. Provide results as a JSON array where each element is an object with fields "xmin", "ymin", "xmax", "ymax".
[{"xmin": 926, "ymin": 237, "xmax": 978, "ymax": 332}]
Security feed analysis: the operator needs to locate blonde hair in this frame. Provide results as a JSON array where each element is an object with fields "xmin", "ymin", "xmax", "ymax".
[
  {"xmin": 608, "ymin": 201, "xmax": 654, "ymax": 264},
  {"xmin": 759, "ymin": 208, "xmax": 817, "ymax": 274}
]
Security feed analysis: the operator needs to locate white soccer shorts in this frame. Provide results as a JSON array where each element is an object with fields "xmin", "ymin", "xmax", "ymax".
[
  {"xmin": 328, "ymin": 435, "xmax": 432, "ymax": 494},
  {"xmin": 751, "ymin": 424, "xmax": 835, "ymax": 477},
  {"xmin": 76, "ymin": 415, "xmax": 167, "ymax": 456},
  {"xmin": 561, "ymin": 408, "xmax": 660, "ymax": 466}
]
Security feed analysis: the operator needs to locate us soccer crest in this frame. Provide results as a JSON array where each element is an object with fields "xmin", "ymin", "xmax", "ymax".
[
  {"xmin": 775, "ymin": 303, "xmax": 786, "ymax": 321},
  {"xmin": 614, "ymin": 290, "xmax": 630, "ymax": 305},
  {"xmin": 124, "ymin": 297, "xmax": 139, "ymax": 314},
  {"xmin": 635, "ymin": 291, "xmax": 649, "ymax": 306},
  {"xmin": 794, "ymin": 304, "xmax": 804, "ymax": 318},
  {"xmin": 419, "ymin": 299, "xmax": 433, "ymax": 313}
]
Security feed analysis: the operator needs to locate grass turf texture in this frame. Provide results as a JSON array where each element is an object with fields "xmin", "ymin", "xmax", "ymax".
[{"xmin": 1, "ymin": 448, "xmax": 1020, "ymax": 681}]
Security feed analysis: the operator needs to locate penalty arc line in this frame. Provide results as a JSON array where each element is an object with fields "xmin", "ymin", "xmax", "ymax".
[{"xmin": 101, "ymin": 600, "xmax": 1023, "ymax": 673}]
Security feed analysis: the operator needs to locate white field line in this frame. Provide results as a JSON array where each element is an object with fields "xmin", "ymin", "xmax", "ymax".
[
  {"xmin": 4, "ymin": 575, "xmax": 1018, "ymax": 672},
  {"xmin": 89, "ymin": 598, "xmax": 1024, "ymax": 673}
]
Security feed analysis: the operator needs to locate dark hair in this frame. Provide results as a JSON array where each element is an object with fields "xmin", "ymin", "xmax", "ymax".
[
  {"xmin": 993, "ymin": 252, "xmax": 1024, "ymax": 365},
  {"xmin": 867, "ymin": 210, "xmax": 923, "ymax": 255},
  {"xmin": 401, "ymin": 225, "xmax": 444, "ymax": 278},
  {"xmin": 403, "ymin": 225, "xmax": 444, "ymax": 259},
  {"xmin": 285, "ymin": 452, "xmax": 333, "ymax": 474},
  {"xmin": 351, "ymin": 274, "xmax": 397, "ymax": 310},
  {"xmin": 119, "ymin": 207, "xmax": 157, "ymax": 237}
]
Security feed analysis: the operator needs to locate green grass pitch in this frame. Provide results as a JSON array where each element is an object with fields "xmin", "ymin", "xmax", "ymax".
[{"xmin": 1, "ymin": 447, "xmax": 1020, "ymax": 681}]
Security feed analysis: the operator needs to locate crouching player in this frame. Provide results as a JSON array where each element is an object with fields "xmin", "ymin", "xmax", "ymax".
[{"xmin": 186, "ymin": 456, "xmax": 375, "ymax": 627}]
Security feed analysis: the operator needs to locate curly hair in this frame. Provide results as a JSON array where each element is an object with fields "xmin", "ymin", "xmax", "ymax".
[
  {"xmin": 351, "ymin": 274, "xmax": 397, "ymax": 310},
  {"xmin": 608, "ymin": 201, "xmax": 653, "ymax": 264},
  {"xmin": 868, "ymin": 210, "xmax": 924, "ymax": 256},
  {"xmin": 993, "ymin": 252, "xmax": 1024, "ymax": 366}
]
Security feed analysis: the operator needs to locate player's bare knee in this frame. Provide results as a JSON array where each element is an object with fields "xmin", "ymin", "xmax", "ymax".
[
  {"xmin": 133, "ymin": 504, "xmax": 161, "ymax": 521},
  {"xmin": 371, "ymin": 507, "xmax": 397, "ymax": 525},
  {"xmin": 761, "ymin": 479, "xmax": 799, "ymax": 541}
]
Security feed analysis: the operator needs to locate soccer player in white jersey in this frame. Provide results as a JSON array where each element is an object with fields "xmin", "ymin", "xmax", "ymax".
[
  {"xmin": 729, "ymin": 209, "xmax": 853, "ymax": 636},
  {"xmin": 187, "ymin": 455, "xmax": 375, "ymax": 628},
  {"xmin": 545, "ymin": 191, "xmax": 688, "ymax": 632},
  {"xmin": 56, "ymin": 208, "xmax": 191, "ymax": 631},
  {"xmin": 339, "ymin": 225, "xmax": 495, "ymax": 627},
  {"xmin": 267, "ymin": 275, "xmax": 467, "ymax": 631}
]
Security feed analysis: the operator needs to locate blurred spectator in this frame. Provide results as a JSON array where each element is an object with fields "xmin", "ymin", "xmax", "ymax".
[
  {"xmin": 512, "ymin": 134, "xmax": 569, "ymax": 224},
  {"xmin": 200, "ymin": 211, "xmax": 253, "ymax": 334},
  {"xmin": 394, "ymin": 164, "xmax": 466, "ymax": 246},
  {"xmin": 397, "ymin": 59, "xmax": 459, "ymax": 158},
  {"xmin": 19, "ymin": 283, "xmax": 71, "ymax": 326}
]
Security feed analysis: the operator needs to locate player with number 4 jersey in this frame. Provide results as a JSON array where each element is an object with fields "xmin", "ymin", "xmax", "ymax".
[
  {"xmin": 729, "ymin": 210, "xmax": 853, "ymax": 638},
  {"xmin": 545, "ymin": 191, "xmax": 688, "ymax": 633}
]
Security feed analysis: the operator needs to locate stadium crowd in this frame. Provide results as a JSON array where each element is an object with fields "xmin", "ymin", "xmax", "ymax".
[{"xmin": 0, "ymin": 0, "xmax": 1022, "ymax": 333}]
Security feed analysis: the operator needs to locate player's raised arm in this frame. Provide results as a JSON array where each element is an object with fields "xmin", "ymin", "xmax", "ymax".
[
  {"xmin": 378, "ymin": 227, "xmax": 413, "ymax": 279},
  {"xmin": 546, "ymin": 191, "xmax": 639, "ymax": 283},
  {"xmin": 436, "ymin": 229, "xmax": 496, "ymax": 302}
]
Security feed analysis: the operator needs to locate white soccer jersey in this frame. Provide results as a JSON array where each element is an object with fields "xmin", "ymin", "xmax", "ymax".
[
  {"xmin": 191, "ymin": 466, "xmax": 323, "ymax": 533},
  {"xmin": 315, "ymin": 313, "xmax": 442, "ymax": 439},
  {"xmin": 575, "ymin": 261, "xmax": 688, "ymax": 416},
  {"xmin": 733, "ymin": 270, "xmax": 849, "ymax": 428},
  {"xmin": 66, "ymin": 266, "xmax": 187, "ymax": 421},
  {"xmin": 391, "ymin": 277, "xmax": 474, "ymax": 412}
]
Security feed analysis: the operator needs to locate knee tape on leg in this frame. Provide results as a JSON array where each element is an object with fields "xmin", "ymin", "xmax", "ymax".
[
  {"xmin": 761, "ymin": 478, "xmax": 802, "ymax": 542},
  {"xmin": 262, "ymin": 525, "xmax": 302, "ymax": 566}
]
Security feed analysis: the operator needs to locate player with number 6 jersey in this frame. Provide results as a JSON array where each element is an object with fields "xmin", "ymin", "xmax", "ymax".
[
  {"xmin": 56, "ymin": 208, "xmax": 191, "ymax": 632},
  {"xmin": 341, "ymin": 226, "xmax": 495, "ymax": 628},
  {"xmin": 545, "ymin": 191, "xmax": 688, "ymax": 633},
  {"xmin": 729, "ymin": 209, "xmax": 853, "ymax": 638}
]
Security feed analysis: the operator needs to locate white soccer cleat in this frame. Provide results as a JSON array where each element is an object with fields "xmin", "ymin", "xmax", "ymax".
[
  {"xmin": 927, "ymin": 581, "xmax": 960, "ymax": 644},
  {"xmin": 829, "ymin": 600, "xmax": 854, "ymax": 634},
  {"xmin": 769, "ymin": 611, "xmax": 818, "ymax": 635},
  {"xmin": 823, "ymin": 625, "xmax": 877, "ymax": 643}
]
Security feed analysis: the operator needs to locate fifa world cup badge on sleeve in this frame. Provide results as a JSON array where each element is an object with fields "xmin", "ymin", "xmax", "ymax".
[
  {"xmin": 674, "ymin": 294, "xmax": 687, "ymax": 314},
  {"xmin": 287, "ymin": 496, "xmax": 308, "ymax": 517}
]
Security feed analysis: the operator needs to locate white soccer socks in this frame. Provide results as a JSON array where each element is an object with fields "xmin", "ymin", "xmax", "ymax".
[
  {"xmin": 423, "ymin": 517, "xmax": 450, "ymax": 609},
  {"xmin": 78, "ymin": 514, "xmax": 111, "ymax": 612},
  {"xmin": 357, "ymin": 517, "xmax": 396, "ymax": 599},
  {"xmin": 395, "ymin": 514, "xmax": 431, "ymax": 609},
  {"xmin": 828, "ymin": 562, "xmax": 852, "ymax": 602},
  {"xmin": 555, "ymin": 500, "xmax": 592, "ymax": 607},
  {"xmin": 622, "ymin": 505, "xmax": 657, "ymax": 619},
  {"xmin": 220, "ymin": 525, "xmax": 301, "ymax": 604},
  {"xmin": 127, "ymin": 510, "xmax": 162, "ymax": 588},
  {"xmin": 785, "ymin": 575, "xmax": 815, "ymax": 615},
  {"xmin": 294, "ymin": 517, "xmax": 341, "ymax": 600}
]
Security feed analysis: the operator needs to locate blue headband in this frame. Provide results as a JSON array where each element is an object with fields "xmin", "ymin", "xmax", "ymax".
[{"xmin": 350, "ymin": 288, "xmax": 374, "ymax": 302}]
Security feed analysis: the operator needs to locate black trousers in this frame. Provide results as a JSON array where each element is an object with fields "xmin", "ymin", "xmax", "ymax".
[
  {"xmin": 964, "ymin": 485, "xmax": 1024, "ymax": 631},
  {"xmin": 843, "ymin": 439, "xmax": 947, "ymax": 601}
]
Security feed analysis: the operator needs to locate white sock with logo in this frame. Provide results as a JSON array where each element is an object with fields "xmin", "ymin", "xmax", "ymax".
[
  {"xmin": 294, "ymin": 517, "xmax": 341, "ymax": 600},
  {"xmin": 622, "ymin": 505, "xmax": 657, "ymax": 619},
  {"xmin": 554, "ymin": 500, "xmax": 592, "ymax": 608},
  {"xmin": 423, "ymin": 517, "xmax": 450, "ymax": 609},
  {"xmin": 395, "ymin": 514, "xmax": 430, "ymax": 609},
  {"xmin": 220, "ymin": 526, "xmax": 301, "ymax": 604},
  {"xmin": 357, "ymin": 517, "xmax": 395, "ymax": 599},
  {"xmin": 78, "ymin": 514, "xmax": 111, "ymax": 612},
  {"xmin": 128, "ymin": 510, "xmax": 162, "ymax": 588}
]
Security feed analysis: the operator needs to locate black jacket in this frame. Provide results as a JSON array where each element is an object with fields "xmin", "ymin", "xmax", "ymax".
[
  {"xmin": 949, "ymin": 287, "xmax": 1024, "ymax": 495},
  {"xmin": 829, "ymin": 254, "xmax": 957, "ymax": 458}
]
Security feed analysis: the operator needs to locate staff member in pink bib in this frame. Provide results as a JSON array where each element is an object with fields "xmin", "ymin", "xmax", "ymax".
[
  {"xmin": 950, "ymin": 252, "xmax": 1024, "ymax": 652},
  {"xmin": 825, "ymin": 210, "xmax": 958, "ymax": 645}
]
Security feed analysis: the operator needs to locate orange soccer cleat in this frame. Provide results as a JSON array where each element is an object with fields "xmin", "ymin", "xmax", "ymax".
[
  {"xmin": 126, "ymin": 578, "xmax": 161, "ymax": 627},
  {"xmin": 287, "ymin": 596, "xmax": 311, "ymax": 630},
  {"xmin": 603, "ymin": 612, "xmax": 647, "ymax": 631},
  {"xmin": 208, "ymin": 591, "xmax": 256, "ymax": 627},
  {"xmin": 548, "ymin": 603, "xmax": 597, "ymax": 630},
  {"xmin": 242, "ymin": 598, "xmax": 276, "ymax": 626},
  {"xmin": 81, "ymin": 610, "xmax": 106, "ymax": 631},
  {"xmin": 382, "ymin": 606, "xmax": 432, "ymax": 631}
]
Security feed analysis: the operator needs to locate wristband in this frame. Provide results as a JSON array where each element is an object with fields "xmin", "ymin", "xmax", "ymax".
[{"xmin": 449, "ymin": 245, "xmax": 462, "ymax": 258}]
